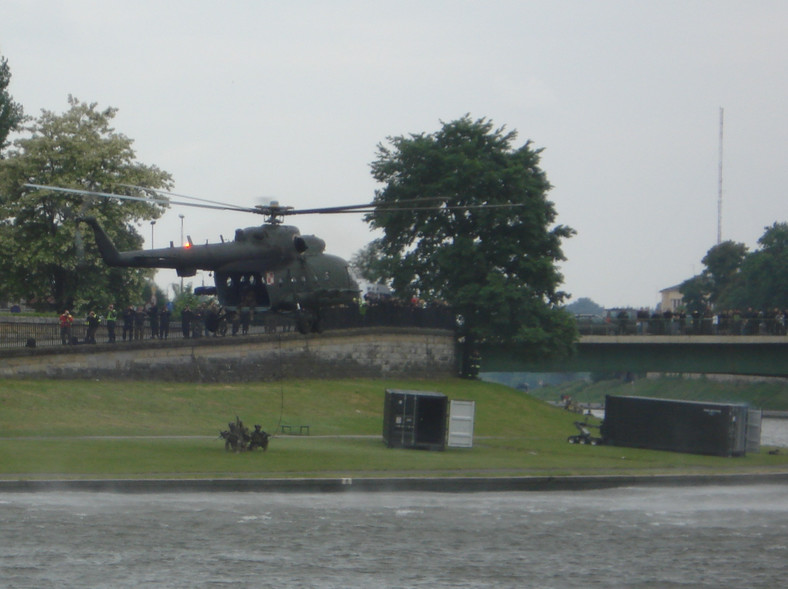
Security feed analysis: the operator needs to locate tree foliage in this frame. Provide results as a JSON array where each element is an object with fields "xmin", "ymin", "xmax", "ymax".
[
  {"xmin": 686, "ymin": 223, "xmax": 788, "ymax": 311},
  {"xmin": 350, "ymin": 239, "xmax": 401, "ymax": 285},
  {"xmin": 564, "ymin": 297, "xmax": 606, "ymax": 316},
  {"xmin": 0, "ymin": 97, "xmax": 172, "ymax": 312},
  {"xmin": 0, "ymin": 55, "xmax": 25, "ymax": 154},
  {"xmin": 731, "ymin": 222, "xmax": 788, "ymax": 310},
  {"xmin": 679, "ymin": 274, "xmax": 712, "ymax": 315},
  {"xmin": 701, "ymin": 240, "xmax": 748, "ymax": 305},
  {"xmin": 365, "ymin": 115, "xmax": 576, "ymax": 358}
]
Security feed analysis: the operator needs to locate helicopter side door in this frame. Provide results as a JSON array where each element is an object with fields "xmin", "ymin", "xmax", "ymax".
[{"xmin": 215, "ymin": 271, "xmax": 272, "ymax": 310}]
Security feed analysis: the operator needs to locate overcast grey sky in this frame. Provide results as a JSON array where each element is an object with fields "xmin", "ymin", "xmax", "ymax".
[{"xmin": 4, "ymin": 0, "xmax": 787, "ymax": 308}]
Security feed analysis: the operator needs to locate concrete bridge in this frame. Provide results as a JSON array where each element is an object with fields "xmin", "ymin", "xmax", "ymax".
[{"xmin": 479, "ymin": 335, "xmax": 788, "ymax": 377}]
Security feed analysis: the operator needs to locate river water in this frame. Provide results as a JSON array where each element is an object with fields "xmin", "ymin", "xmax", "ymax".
[{"xmin": 2, "ymin": 484, "xmax": 787, "ymax": 588}]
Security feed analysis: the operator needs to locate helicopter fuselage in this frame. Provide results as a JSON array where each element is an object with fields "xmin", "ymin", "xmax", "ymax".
[{"xmin": 80, "ymin": 217, "xmax": 359, "ymax": 323}]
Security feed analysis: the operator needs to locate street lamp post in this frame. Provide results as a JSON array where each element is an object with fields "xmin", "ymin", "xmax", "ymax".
[{"xmin": 150, "ymin": 220, "xmax": 156, "ymax": 249}]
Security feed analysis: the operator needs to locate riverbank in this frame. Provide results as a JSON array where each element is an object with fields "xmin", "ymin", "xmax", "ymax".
[
  {"xmin": 3, "ymin": 378, "xmax": 788, "ymax": 481},
  {"xmin": 517, "ymin": 373, "xmax": 788, "ymax": 411},
  {"xmin": 3, "ymin": 471, "xmax": 788, "ymax": 493}
]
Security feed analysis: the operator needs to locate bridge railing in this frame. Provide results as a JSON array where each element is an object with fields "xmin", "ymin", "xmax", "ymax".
[{"xmin": 576, "ymin": 316, "xmax": 788, "ymax": 337}]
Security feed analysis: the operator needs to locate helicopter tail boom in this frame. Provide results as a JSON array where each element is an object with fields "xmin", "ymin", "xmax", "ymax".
[
  {"xmin": 78, "ymin": 216, "xmax": 122, "ymax": 265},
  {"xmin": 79, "ymin": 216, "xmax": 205, "ymax": 271}
]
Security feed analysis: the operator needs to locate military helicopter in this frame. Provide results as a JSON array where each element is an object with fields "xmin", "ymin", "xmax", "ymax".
[{"xmin": 26, "ymin": 183, "xmax": 378, "ymax": 334}]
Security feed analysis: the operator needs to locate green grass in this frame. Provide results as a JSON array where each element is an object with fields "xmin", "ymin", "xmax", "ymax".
[
  {"xmin": 1, "ymin": 377, "xmax": 787, "ymax": 480},
  {"xmin": 528, "ymin": 375, "xmax": 788, "ymax": 410}
]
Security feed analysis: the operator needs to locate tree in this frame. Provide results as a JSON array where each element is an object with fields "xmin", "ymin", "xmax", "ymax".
[
  {"xmin": 171, "ymin": 283, "xmax": 201, "ymax": 319},
  {"xmin": 0, "ymin": 97, "xmax": 172, "ymax": 312},
  {"xmin": 0, "ymin": 55, "xmax": 25, "ymax": 155},
  {"xmin": 692, "ymin": 223, "xmax": 788, "ymax": 312},
  {"xmin": 732, "ymin": 222, "xmax": 788, "ymax": 310},
  {"xmin": 564, "ymin": 297, "xmax": 606, "ymax": 316},
  {"xmin": 367, "ymin": 116, "xmax": 577, "ymax": 369},
  {"xmin": 350, "ymin": 239, "xmax": 401, "ymax": 287},
  {"xmin": 701, "ymin": 240, "xmax": 748, "ymax": 305},
  {"xmin": 679, "ymin": 274, "xmax": 711, "ymax": 315}
]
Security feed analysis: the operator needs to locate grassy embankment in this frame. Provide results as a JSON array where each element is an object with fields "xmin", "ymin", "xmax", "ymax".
[
  {"xmin": 527, "ymin": 374, "xmax": 788, "ymax": 411},
  {"xmin": 1, "ymin": 377, "xmax": 787, "ymax": 480}
]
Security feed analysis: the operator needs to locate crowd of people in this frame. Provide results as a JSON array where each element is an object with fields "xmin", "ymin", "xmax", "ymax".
[
  {"xmin": 57, "ymin": 300, "xmax": 257, "ymax": 345},
  {"xmin": 609, "ymin": 307, "xmax": 788, "ymax": 336},
  {"xmin": 53, "ymin": 292, "xmax": 456, "ymax": 346}
]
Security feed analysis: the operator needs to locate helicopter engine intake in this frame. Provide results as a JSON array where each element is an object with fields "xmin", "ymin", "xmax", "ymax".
[{"xmin": 298, "ymin": 235, "xmax": 325, "ymax": 254}]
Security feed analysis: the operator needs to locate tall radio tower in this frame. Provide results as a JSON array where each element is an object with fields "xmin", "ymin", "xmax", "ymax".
[{"xmin": 717, "ymin": 107, "xmax": 724, "ymax": 244}]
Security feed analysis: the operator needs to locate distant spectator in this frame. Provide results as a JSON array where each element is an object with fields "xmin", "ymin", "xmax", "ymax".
[
  {"xmin": 181, "ymin": 306, "xmax": 193, "ymax": 338},
  {"xmin": 106, "ymin": 304, "xmax": 117, "ymax": 343},
  {"xmin": 159, "ymin": 305, "xmax": 171, "ymax": 339},
  {"xmin": 59, "ymin": 310, "xmax": 73, "ymax": 345},
  {"xmin": 85, "ymin": 311, "xmax": 100, "ymax": 344},
  {"xmin": 122, "ymin": 305, "xmax": 135, "ymax": 341}
]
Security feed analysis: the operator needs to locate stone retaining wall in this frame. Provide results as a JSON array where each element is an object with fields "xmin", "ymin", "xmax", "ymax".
[{"xmin": 0, "ymin": 328, "xmax": 457, "ymax": 381}]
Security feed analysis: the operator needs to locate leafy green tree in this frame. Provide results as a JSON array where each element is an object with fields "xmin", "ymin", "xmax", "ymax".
[
  {"xmin": 679, "ymin": 274, "xmax": 711, "ymax": 315},
  {"xmin": 0, "ymin": 96, "xmax": 172, "ymax": 312},
  {"xmin": 0, "ymin": 55, "xmax": 25, "ymax": 154},
  {"xmin": 732, "ymin": 222, "xmax": 788, "ymax": 310},
  {"xmin": 142, "ymin": 281, "xmax": 169, "ymax": 308},
  {"xmin": 691, "ymin": 224, "xmax": 788, "ymax": 312},
  {"xmin": 171, "ymin": 283, "xmax": 201, "ymax": 319},
  {"xmin": 564, "ymin": 297, "xmax": 605, "ymax": 316},
  {"xmin": 701, "ymin": 240, "xmax": 748, "ymax": 305},
  {"xmin": 350, "ymin": 239, "xmax": 400, "ymax": 287},
  {"xmin": 367, "ymin": 116, "xmax": 576, "ymax": 371}
]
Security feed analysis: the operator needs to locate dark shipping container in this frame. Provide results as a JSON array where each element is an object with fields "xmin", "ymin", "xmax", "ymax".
[
  {"xmin": 382, "ymin": 389, "xmax": 447, "ymax": 451},
  {"xmin": 601, "ymin": 395, "xmax": 750, "ymax": 457}
]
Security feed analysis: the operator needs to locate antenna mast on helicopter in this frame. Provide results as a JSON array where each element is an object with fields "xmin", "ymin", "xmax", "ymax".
[{"xmin": 717, "ymin": 107, "xmax": 724, "ymax": 245}]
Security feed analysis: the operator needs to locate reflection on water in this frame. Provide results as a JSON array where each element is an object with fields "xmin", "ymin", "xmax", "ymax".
[{"xmin": 2, "ymin": 485, "xmax": 787, "ymax": 588}]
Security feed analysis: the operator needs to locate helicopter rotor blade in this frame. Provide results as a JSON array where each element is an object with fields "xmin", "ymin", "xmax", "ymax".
[
  {"xmin": 285, "ymin": 196, "xmax": 443, "ymax": 215},
  {"xmin": 25, "ymin": 184, "xmax": 526, "ymax": 220},
  {"xmin": 285, "ymin": 199, "xmax": 526, "ymax": 216},
  {"xmin": 118, "ymin": 184, "xmax": 257, "ymax": 212},
  {"xmin": 24, "ymin": 184, "xmax": 263, "ymax": 214}
]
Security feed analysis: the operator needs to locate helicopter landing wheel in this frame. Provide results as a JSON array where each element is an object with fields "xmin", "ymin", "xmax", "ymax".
[
  {"xmin": 296, "ymin": 310, "xmax": 322, "ymax": 334},
  {"xmin": 296, "ymin": 314, "xmax": 310, "ymax": 334}
]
